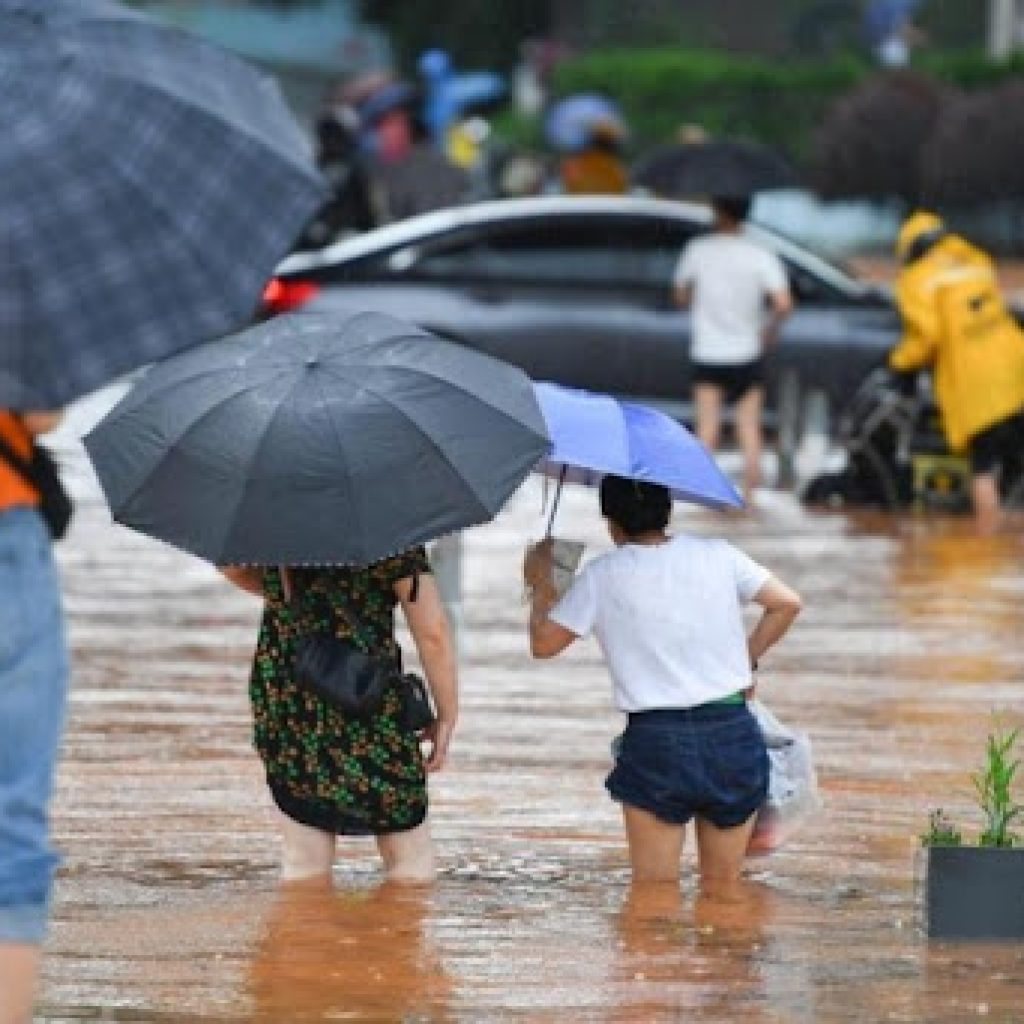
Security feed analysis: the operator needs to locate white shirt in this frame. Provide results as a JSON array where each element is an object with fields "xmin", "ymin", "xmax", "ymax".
[
  {"xmin": 549, "ymin": 534, "xmax": 770, "ymax": 712},
  {"xmin": 674, "ymin": 233, "xmax": 789, "ymax": 365}
]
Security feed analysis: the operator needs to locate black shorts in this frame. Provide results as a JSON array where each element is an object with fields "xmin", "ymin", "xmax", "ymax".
[
  {"xmin": 970, "ymin": 409, "xmax": 1024, "ymax": 476},
  {"xmin": 606, "ymin": 704, "xmax": 769, "ymax": 828},
  {"xmin": 691, "ymin": 359, "xmax": 765, "ymax": 404}
]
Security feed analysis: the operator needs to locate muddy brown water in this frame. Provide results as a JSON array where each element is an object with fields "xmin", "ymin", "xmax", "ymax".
[{"xmin": 33, "ymin": 416, "xmax": 1024, "ymax": 1022}]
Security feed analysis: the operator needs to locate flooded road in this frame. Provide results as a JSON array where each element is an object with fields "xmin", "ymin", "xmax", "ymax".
[{"xmin": 36, "ymin": 417, "xmax": 1024, "ymax": 1022}]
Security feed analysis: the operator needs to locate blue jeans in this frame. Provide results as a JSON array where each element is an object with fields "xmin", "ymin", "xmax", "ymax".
[{"xmin": 0, "ymin": 506, "xmax": 68, "ymax": 944}]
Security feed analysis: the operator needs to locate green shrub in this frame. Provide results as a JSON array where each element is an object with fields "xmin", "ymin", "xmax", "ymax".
[{"xmin": 544, "ymin": 48, "xmax": 1024, "ymax": 160}]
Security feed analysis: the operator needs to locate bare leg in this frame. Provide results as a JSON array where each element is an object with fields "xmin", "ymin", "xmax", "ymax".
[
  {"xmin": 277, "ymin": 809, "xmax": 335, "ymax": 882},
  {"xmin": 621, "ymin": 804, "xmax": 685, "ymax": 882},
  {"xmin": 694, "ymin": 384, "xmax": 723, "ymax": 452},
  {"xmin": 734, "ymin": 385, "xmax": 765, "ymax": 505},
  {"xmin": 694, "ymin": 812, "xmax": 758, "ymax": 890},
  {"xmin": 971, "ymin": 472, "xmax": 1002, "ymax": 535},
  {"xmin": 376, "ymin": 821, "xmax": 435, "ymax": 883},
  {"xmin": 0, "ymin": 944, "xmax": 40, "ymax": 1024}
]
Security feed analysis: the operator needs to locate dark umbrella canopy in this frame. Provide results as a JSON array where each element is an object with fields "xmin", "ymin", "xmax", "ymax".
[
  {"xmin": 0, "ymin": 0, "xmax": 327, "ymax": 409},
  {"xmin": 84, "ymin": 311, "xmax": 550, "ymax": 566},
  {"xmin": 632, "ymin": 140, "xmax": 795, "ymax": 199}
]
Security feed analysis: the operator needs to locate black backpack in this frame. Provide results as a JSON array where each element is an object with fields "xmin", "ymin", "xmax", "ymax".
[{"xmin": 0, "ymin": 424, "xmax": 73, "ymax": 540}]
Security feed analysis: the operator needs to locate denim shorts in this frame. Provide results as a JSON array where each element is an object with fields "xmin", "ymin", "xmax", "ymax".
[
  {"xmin": 0, "ymin": 505, "xmax": 69, "ymax": 943},
  {"xmin": 606, "ymin": 702, "xmax": 768, "ymax": 829}
]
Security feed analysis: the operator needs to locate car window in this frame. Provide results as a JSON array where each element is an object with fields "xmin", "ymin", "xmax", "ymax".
[
  {"xmin": 779, "ymin": 258, "xmax": 851, "ymax": 305},
  {"xmin": 388, "ymin": 216, "xmax": 704, "ymax": 290},
  {"xmin": 747, "ymin": 224, "xmax": 864, "ymax": 306}
]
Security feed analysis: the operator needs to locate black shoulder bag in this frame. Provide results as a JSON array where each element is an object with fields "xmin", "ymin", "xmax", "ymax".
[
  {"xmin": 0, "ymin": 425, "xmax": 73, "ymax": 540},
  {"xmin": 281, "ymin": 567, "xmax": 435, "ymax": 732}
]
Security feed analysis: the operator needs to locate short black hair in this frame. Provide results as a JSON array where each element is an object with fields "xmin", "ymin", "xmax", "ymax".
[
  {"xmin": 712, "ymin": 196, "xmax": 752, "ymax": 223},
  {"xmin": 599, "ymin": 475, "xmax": 671, "ymax": 537}
]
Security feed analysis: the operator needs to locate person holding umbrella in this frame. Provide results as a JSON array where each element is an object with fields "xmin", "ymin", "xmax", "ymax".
[
  {"xmin": 673, "ymin": 196, "xmax": 794, "ymax": 505},
  {"xmin": 85, "ymin": 311, "xmax": 552, "ymax": 885},
  {"xmin": 0, "ymin": 410, "xmax": 67, "ymax": 1024},
  {"xmin": 524, "ymin": 474, "xmax": 802, "ymax": 885},
  {"xmin": 221, "ymin": 553, "xmax": 458, "ymax": 883},
  {"xmin": 1, "ymin": 0, "xmax": 327, "ymax": 1013},
  {"xmin": 545, "ymin": 93, "xmax": 629, "ymax": 196}
]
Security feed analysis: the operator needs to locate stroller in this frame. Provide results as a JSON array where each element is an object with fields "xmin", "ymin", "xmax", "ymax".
[{"xmin": 802, "ymin": 369, "xmax": 1024, "ymax": 512}]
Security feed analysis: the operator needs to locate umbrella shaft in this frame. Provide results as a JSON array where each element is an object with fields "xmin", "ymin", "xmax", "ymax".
[{"xmin": 545, "ymin": 465, "xmax": 567, "ymax": 538}]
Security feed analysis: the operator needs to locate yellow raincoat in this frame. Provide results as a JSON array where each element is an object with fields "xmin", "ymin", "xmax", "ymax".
[{"xmin": 889, "ymin": 223, "xmax": 1024, "ymax": 452}]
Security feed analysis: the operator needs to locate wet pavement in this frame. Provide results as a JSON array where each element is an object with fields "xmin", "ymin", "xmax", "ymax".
[{"xmin": 34, "ymin": 402, "xmax": 1024, "ymax": 1022}]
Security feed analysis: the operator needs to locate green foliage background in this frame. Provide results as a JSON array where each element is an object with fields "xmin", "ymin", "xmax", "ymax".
[{"xmin": 544, "ymin": 49, "xmax": 1024, "ymax": 158}]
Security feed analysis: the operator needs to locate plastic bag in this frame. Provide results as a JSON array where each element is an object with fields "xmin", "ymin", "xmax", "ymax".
[
  {"xmin": 747, "ymin": 699, "xmax": 822, "ymax": 856},
  {"xmin": 549, "ymin": 538, "xmax": 585, "ymax": 598}
]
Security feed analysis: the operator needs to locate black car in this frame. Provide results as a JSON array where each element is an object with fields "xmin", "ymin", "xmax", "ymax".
[{"xmin": 268, "ymin": 196, "xmax": 901, "ymax": 435}]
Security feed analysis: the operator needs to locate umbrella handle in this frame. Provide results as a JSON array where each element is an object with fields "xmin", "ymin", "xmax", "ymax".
[{"xmin": 545, "ymin": 465, "xmax": 567, "ymax": 538}]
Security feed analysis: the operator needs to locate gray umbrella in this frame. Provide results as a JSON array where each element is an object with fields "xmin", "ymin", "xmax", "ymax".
[
  {"xmin": 0, "ymin": 0, "xmax": 327, "ymax": 410},
  {"xmin": 83, "ymin": 311, "xmax": 551, "ymax": 566}
]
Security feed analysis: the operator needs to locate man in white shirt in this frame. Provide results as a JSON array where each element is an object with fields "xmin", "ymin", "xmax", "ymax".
[{"xmin": 674, "ymin": 197, "xmax": 793, "ymax": 504}]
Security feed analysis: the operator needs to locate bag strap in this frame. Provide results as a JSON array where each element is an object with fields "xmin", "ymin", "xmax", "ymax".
[{"xmin": 279, "ymin": 565, "xmax": 386, "ymax": 661}]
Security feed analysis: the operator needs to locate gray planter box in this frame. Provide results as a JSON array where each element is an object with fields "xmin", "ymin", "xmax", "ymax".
[{"xmin": 925, "ymin": 845, "xmax": 1024, "ymax": 940}]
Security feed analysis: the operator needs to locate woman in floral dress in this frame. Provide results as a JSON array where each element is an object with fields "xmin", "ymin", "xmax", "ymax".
[{"xmin": 222, "ymin": 547, "xmax": 458, "ymax": 882}]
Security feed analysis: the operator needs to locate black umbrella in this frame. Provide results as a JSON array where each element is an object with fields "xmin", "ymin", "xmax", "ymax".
[
  {"xmin": 632, "ymin": 140, "xmax": 796, "ymax": 199},
  {"xmin": 0, "ymin": 0, "xmax": 327, "ymax": 410},
  {"xmin": 83, "ymin": 311, "xmax": 550, "ymax": 566}
]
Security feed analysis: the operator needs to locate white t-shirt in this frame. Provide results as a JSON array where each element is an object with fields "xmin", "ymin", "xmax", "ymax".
[
  {"xmin": 674, "ymin": 233, "xmax": 789, "ymax": 365},
  {"xmin": 549, "ymin": 534, "xmax": 770, "ymax": 712}
]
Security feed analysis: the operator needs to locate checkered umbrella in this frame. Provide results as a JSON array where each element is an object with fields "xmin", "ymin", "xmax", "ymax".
[{"xmin": 0, "ymin": 0, "xmax": 327, "ymax": 410}]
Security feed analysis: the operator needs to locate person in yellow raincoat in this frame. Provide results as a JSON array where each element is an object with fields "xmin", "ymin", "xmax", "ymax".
[{"xmin": 889, "ymin": 211, "xmax": 1024, "ymax": 531}]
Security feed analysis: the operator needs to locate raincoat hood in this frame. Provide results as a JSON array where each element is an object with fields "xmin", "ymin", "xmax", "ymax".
[{"xmin": 896, "ymin": 211, "xmax": 945, "ymax": 263}]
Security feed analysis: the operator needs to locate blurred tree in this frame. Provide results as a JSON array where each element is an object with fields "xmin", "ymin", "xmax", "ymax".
[
  {"xmin": 920, "ymin": 2, "xmax": 987, "ymax": 51},
  {"xmin": 922, "ymin": 81, "xmax": 1024, "ymax": 203},
  {"xmin": 808, "ymin": 70, "xmax": 949, "ymax": 203},
  {"xmin": 359, "ymin": 1, "xmax": 551, "ymax": 70}
]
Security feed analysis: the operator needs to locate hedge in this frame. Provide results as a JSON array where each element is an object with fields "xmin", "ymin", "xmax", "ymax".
[{"xmin": 544, "ymin": 48, "xmax": 1024, "ymax": 160}]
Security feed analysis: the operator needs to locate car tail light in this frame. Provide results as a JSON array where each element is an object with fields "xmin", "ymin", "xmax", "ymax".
[{"xmin": 262, "ymin": 277, "xmax": 319, "ymax": 314}]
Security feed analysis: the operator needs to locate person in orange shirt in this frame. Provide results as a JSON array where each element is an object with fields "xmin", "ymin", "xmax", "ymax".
[
  {"xmin": 0, "ymin": 409, "xmax": 69, "ymax": 1024},
  {"xmin": 558, "ymin": 121, "xmax": 629, "ymax": 196}
]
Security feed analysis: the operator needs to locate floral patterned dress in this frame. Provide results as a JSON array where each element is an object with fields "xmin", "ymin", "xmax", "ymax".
[{"xmin": 250, "ymin": 548, "xmax": 430, "ymax": 835}]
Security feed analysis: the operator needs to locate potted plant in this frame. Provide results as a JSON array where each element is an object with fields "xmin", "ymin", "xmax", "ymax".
[{"xmin": 921, "ymin": 725, "xmax": 1024, "ymax": 939}]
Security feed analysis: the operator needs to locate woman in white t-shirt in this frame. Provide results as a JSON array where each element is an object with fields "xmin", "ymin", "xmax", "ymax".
[
  {"xmin": 524, "ymin": 476, "xmax": 801, "ymax": 884},
  {"xmin": 674, "ymin": 197, "xmax": 793, "ymax": 504}
]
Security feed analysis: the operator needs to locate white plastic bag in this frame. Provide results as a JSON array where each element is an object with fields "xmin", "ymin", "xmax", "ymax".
[{"xmin": 747, "ymin": 699, "xmax": 822, "ymax": 856}]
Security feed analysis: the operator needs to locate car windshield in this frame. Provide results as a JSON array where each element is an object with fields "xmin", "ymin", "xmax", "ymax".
[{"xmin": 747, "ymin": 220, "xmax": 868, "ymax": 297}]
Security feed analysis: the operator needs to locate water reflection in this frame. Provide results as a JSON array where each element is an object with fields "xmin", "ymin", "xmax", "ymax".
[
  {"xmin": 248, "ymin": 879, "xmax": 451, "ymax": 1023},
  {"xmin": 608, "ymin": 880, "xmax": 780, "ymax": 1022},
  {"xmin": 893, "ymin": 525, "xmax": 1024, "ymax": 685}
]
